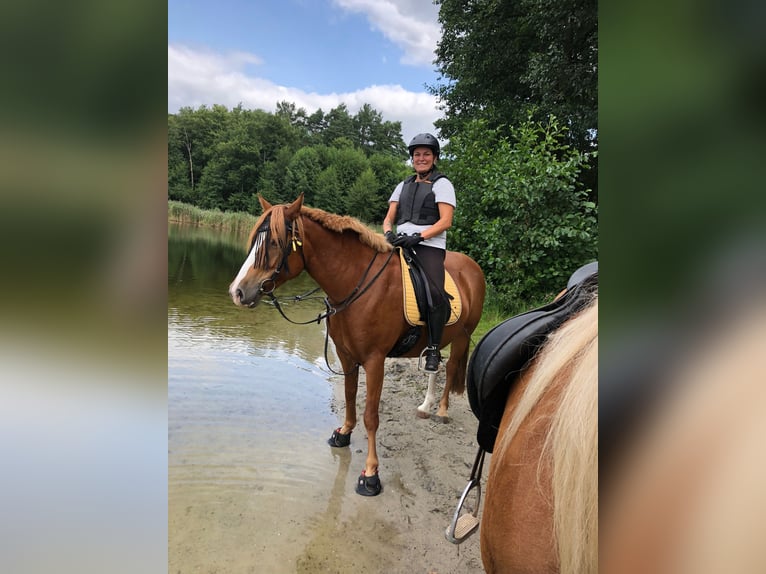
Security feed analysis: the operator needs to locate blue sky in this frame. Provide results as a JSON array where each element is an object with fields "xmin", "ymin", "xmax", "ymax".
[{"xmin": 168, "ymin": 0, "xmax": 446, "ymax": 143}]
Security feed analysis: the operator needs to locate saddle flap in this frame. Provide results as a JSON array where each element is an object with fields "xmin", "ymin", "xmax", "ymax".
[
  {"xmin": 467, "ymin": 261, "xmax": 598, "ymax": 452},
  {"xmin": 399, "ymin": 249, "xmax": 461, "ymax": 327}
]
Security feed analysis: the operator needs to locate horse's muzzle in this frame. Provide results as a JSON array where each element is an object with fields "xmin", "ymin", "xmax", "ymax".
[{"xmin": 230, "ymin": 281, "xmax": 264, "ymax": 308}]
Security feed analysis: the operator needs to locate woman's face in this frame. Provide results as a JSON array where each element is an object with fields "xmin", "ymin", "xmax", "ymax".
[{"xmin": 412, "ymin": 147, "xmax": 435, "ymax": 175}]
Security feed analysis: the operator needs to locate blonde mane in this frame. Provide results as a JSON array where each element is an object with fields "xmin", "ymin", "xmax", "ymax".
[
  {"xmin": 497, "ymin": 297, "xmax": 599, "ymax": 574},
  {"xmin": 300, "ymin": 205, "xmax": 393, "ymax": 253}
]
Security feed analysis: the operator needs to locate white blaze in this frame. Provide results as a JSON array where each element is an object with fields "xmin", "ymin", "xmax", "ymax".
[{"xmin": 228, "ymin": 234, "xmax": 263, "ymax": 299}]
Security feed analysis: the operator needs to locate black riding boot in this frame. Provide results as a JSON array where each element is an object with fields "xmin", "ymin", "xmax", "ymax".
[{"xmin": 424, "ymin": 303, "xmax": 448, "ymax": 372}]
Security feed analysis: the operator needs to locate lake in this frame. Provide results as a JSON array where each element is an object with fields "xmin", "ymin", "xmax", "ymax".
[{"xmin": 168, "ymin": 222, "xmax": 349, "ymax": 572}]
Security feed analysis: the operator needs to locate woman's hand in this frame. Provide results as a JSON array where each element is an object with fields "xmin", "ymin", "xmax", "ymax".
[{"xmin": 392, "ymin": 233, "xmax": 424, "ymax": 248}]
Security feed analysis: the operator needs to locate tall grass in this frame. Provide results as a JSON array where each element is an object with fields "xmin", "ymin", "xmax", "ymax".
[
  {"xmin": 168, "ymin": 201, "xmax": 259, "ymax": 235},
  {"xmin": 472, "ymin": 288, "xmax": 553, "ymax": 343}
]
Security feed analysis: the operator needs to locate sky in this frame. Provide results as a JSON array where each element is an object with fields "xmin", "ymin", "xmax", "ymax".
[{"xmin": 168, "ymin": 0, "xmax": 446, "ymax": 144}]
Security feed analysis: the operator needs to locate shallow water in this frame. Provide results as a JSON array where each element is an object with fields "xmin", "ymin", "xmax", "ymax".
[{"xmin": 168, "ymin": 223, "xmax": 349, "ymax": 572}]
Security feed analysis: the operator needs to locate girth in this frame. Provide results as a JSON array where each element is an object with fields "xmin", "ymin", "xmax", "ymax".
[{"xmin": 466, "ymin": 261, "xmax": 598, "ymax": 452}]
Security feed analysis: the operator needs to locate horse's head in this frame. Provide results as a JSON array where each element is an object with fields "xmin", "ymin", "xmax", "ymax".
[{"xmin": 229, "ymin": 194, "xmax": 306, "ymax": 307}]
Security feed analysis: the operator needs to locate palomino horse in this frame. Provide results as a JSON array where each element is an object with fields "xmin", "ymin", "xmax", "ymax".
[
  {"xmin": 229, "ymin": 194, "xmax": 485, "ymax": 496},
  {"xmin": 480, "ymin": 296, "xmax": 598, "ymax": 574}
]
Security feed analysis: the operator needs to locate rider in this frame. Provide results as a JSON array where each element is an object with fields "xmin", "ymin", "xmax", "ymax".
[{"xmin": 383, "ymin": 133, "xmax": 456, "ymax": 372}]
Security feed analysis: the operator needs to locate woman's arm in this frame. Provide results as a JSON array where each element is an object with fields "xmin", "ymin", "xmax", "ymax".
[{"xmin": 383, "ymin": 202, "xmax": 398, "ymax": 233}]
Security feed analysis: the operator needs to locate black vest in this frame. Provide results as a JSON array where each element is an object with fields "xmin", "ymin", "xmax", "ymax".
[{"xmin": 395, "ymin": 170, "xmax": 446, "ymax": 226}]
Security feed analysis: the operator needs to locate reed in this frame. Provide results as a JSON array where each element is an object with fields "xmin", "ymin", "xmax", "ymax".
[{"xmin": 168, "ymin": 201, "xmax": 259, "ymax": 235}]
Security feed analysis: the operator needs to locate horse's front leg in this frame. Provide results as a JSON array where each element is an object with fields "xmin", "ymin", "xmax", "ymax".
[
  {"xmin": 356, "ymin": 357, "xmax": 385, "ymax": 496},
  {"xmin": 327, "ymin": 355, "xmax": 359, "ymax": 448}
]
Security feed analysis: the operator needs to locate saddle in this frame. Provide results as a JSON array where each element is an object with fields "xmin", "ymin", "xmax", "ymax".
[
  {"xmin": 398, "ymin": 248, "xmax": 461, "ymax": 326},
  {"xmin": 466, "ymin": 261, "xmax": 598, "ymax": 452}
]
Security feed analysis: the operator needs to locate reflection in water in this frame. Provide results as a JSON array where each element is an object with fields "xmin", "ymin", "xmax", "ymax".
[{"xmin": 169, "ymin": 223, "xmax": 349, "ymax": 572}]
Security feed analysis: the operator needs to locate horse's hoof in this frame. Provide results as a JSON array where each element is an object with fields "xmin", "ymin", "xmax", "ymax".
[
  {"xmin": 416, "ymin": 409, "xmax": 430, "ymax": 419},
  {"xmin": 356, "ymin": 470, "xmax": 382, "ymax": 496},
  {"xmin": 327, "ymin": 427, "xmax": 351, "ymax": 447},
  {"xmin": 431, "ymin": 414, "xmax": 450, "ymax": 424}
]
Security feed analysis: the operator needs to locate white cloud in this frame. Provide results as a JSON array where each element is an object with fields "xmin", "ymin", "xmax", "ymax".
[
  {"xmin": 168, "ymin": 44, "xmax": 442, "ymax": 145},
  {"xmin": 331, "ymin": 0, "xmax": 440, "ymax": 67}
]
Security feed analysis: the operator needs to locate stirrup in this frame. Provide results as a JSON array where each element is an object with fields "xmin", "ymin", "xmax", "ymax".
[
  {"xmin": 445, "ymin": 448, "xmax": 485, "ymax": 544},
  {"xmin": 419, "ymin": 346, "xmax": 440, "ymax": 372}
]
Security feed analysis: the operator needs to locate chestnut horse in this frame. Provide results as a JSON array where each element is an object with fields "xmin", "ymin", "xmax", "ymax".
[
  {"xmin": 229, "ymin": 194, "xmax": 485, "ymax": 496},
  {"xmin": 481, "ymin": 297, "xmax": 598, "ymax": 574}
]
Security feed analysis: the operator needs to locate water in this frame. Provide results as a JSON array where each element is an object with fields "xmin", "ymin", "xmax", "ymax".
[{"xmin": 168, "ymin": 223, "xmax": 349, "ymax": 572}]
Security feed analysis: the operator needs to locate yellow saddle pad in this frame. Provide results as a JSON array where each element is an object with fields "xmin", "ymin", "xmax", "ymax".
[{"xmin": 399, "ymin": 249, "xmax": 462, "ymax": 327}]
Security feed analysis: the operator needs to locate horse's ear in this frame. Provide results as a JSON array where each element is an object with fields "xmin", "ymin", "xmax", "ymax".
[
  {"xmin": 285, "ymin": 193, "xmax": 304, "ymax": 220},
  {"xmin": 258, "ymin": 194, "xmax": 272, "ymax": 212}
]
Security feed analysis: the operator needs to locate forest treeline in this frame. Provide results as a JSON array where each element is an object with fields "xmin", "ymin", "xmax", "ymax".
[
  {"xmin": 168, "ymin": 0, "xmax": 597, "ymax": 309},
  {"xmin": 168, "ymin": 102, "xmax": 410, "ymax": 223}
]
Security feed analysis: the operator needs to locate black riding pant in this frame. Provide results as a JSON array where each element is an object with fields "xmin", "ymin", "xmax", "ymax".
[{"xmin": 412, "ymin": 244, "xmax": 446, "ymax": 309}]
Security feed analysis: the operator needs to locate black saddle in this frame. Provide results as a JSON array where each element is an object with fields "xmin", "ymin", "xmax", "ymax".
[{"xmin": 466, "ymin": 261, "xmax": 598, "ymax": 452}]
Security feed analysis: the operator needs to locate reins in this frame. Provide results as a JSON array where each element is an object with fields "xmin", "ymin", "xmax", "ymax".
[{"xmin": 260, "ymin": 214, "xmax": 398, "ymax": 374}]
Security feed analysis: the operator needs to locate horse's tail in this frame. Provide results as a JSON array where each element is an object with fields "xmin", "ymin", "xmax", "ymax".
[
  {"xmin": 498, "ymin": 298, "xmax": 598, "ymax": 574},
  {"xmin": 544, "ymin": 300, "xmax": 598, "ymax": 574}
]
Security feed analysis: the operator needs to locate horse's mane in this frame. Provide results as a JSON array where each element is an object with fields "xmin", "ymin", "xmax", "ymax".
[
  {"xmin": 498, "ymin": 297, "xmax": 598, "ymax": 574},
  {"xmin": 300, "ymin": 205, "xmax": 393, "ymax": 253},
  {"xmin": 246, "ymin": 203, "xmax": 392, "ymax": 266}
]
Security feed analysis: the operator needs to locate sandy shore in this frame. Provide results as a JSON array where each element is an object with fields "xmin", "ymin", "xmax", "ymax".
[{"xmin": 311, "ymin": 357, "xmax": 487, "ymax": 574}]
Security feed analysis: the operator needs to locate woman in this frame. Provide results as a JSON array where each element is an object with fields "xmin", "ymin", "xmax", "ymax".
[{"xmin": 383, "ymin": 132, "xmax": 456, "ymax": 372}]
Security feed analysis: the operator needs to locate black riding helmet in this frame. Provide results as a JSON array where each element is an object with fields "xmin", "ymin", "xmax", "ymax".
[{"xmin": 408, "ymin": 133, "xmax": 440, "ymax": 158}]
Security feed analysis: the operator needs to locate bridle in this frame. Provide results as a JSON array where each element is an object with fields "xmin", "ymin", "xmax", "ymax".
[
  {"xmin": 251, "ymin": 212, "xmax": 397, "ymax": 375},
  {"xmin": 250, "ymin": 215, "xmax": 305, "ymax": 297}
]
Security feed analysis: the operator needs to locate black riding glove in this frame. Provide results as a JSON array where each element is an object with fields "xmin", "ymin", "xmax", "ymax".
[
  {"xmin": 393, "ymin": 233, "xmax": 424, "ymax": 248},
  {"xmin": 384, "ymin": 230, "xmax": 397, "ymax": 245}
]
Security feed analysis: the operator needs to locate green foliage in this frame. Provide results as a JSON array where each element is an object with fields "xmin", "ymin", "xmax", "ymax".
[
  {"xmin": 346, "ymin": 168, "xmax": 380, "ymax": 223},
  {"xmin": 432, "ymin": 0, "xmax": 597, "ymax": 154},
  {"xmin": 446, "ymin": 116, "xmax": 597, "ymax": 310},
  {"xmin": 313, "ymin": 165, "xmax": 344, "ymax": 214},
  {"xmin": 167, "ymin": 102, "xmax": 409, "ymax": 215},
  {"xmin": 285, "ymin": 147, "xmax": 322, "ymax": 206}
]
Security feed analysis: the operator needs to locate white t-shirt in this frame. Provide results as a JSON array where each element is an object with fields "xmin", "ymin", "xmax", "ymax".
[{"xmin": 388, "ymin": 177, "xmax": 456, "ymax": 250}]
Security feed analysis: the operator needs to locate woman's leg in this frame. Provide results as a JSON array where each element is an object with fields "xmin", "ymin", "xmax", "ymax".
[{"xmin": 414, "ymin": 245, "xmax": 447, "ymax": 371}]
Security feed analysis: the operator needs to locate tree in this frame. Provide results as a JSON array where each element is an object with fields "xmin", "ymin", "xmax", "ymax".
[
  {"xmin": 369, "ymin": 153, "xmax": 410, "ymax": 209},
  {"xmin": 284, "ymin": 147, "xmax": 322, "ymax": 206},
  {"xmin": 323, "ymin": 104, "xmax": 356, "ymax": 145},
  {"xmin": 257, "ymin": 147, "xmax": 293, "ymax": 206},
  {"xmin": 346, "ymin": 168, "xmax": 380, "ymax": 222},
  {"xmin": 313, "ymin": 165, "xmax": 344, "ymax": 214},
  {"xmin": 431, "ymin": 0, "xmax": 597, "ymax": 153},
  {"xmin": 446, "ymin": 116, "xmax": 597, "ymax": 309},
  {"xmin": 167, "ymin": 105, "xmax": 228, "ymax": 204},
  {"xmin": 167, "ymin": 102, "xmax": 409, "ymax": 215}
]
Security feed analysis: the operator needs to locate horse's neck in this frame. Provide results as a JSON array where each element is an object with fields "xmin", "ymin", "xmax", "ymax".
[{"xmin": 302, "ymin": 220, "xmax": 380, "ymax": 303}]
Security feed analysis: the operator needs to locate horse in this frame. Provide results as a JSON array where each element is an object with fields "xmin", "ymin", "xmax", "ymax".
[
  {"xmin": 480, "ymin": 296, "xmax": 598, "ymax": 574},
  {"xmin": 228, "ymin": 194, "xmax": 486, "ymax": 496}
]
